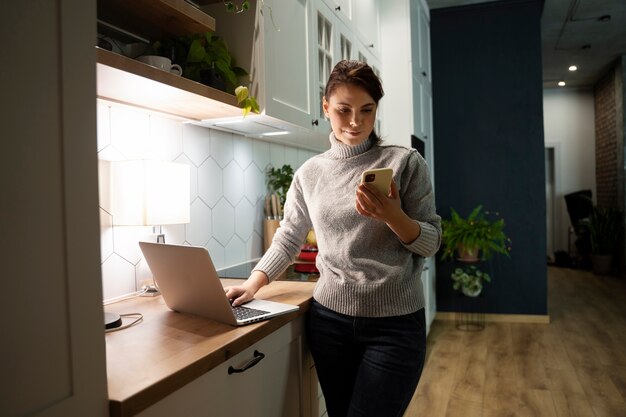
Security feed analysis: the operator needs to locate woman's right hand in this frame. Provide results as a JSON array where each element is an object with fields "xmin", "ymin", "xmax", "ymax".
[{"xmin": 224, "ymin": 270, "xmax": 270, "ymax": 306}]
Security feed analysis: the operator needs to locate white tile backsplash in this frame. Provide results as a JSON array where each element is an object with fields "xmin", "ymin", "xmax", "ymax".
[{"xmin": 98, "ymin": 101, "xmax": 318, "ymax": 301}]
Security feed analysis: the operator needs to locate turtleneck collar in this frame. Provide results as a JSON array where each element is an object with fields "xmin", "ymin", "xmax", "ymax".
[{"xmin": 325, "ymin": 132, "xmax": 374, "ymax": 159}]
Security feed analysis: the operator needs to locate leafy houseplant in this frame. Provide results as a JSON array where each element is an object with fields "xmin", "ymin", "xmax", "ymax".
[
  {"xmin": 587, "ymin": 205, "xmax": 622, "ymax": 255},
  {"xmin": 585, "ymin": 205, "xmax": 623, "ymax": 275},
  {"xmin": 155, "ymin": 33, "xmax": 259, "ymax": 116},
  {"xmin": 451, "ymin": 265, "xmax": 491, "ymax": 297},
  {"xmin": 441, "ymin": 205, "xmax": 511, "ymax": 262},
  {"xmin": 267, "ymin": 164, "xmax": 294, "ymax": 206}
]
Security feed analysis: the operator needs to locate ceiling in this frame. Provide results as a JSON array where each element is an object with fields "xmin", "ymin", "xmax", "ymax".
[{"xmin": 426, "ymin": 0, "xmax": 626, "ymax": 89}]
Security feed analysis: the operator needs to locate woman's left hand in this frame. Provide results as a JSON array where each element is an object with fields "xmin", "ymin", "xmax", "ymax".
[
  {"xmin": 355, "ymin": 180, "xmax": 403, "ymax": 223},
  {"xmin": 356, "ymin": 180, "xmax": 422, "ymax": 244}
]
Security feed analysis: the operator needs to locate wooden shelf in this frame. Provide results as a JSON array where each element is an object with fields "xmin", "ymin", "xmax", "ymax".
[
  {"xmin": 97, "ymin": 0, "xmax": 216, "ymax": 40},
  {"xmin": 96, "ymin": 48, "xmax": 242, "ymax": 120}
]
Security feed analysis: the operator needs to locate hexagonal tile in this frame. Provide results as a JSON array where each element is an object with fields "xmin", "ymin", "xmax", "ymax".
[
  {"xmin": 244, "ymin": 163, "xmax": 266, "ymax": 204},
  {"xmin": 147, "ymin": 115, "xmax": 183, "ymax": 161},
  {"xmin": 253, "ymin": 198, "xmax": 266, "ymax": 236},
  {"xmin": 285, "ymin": 146, "xmax": 299, "ymax": 169},
  {"xmin": 223, "ymin": 161, "xmax": 244, "ymax": 205},
  {"xmin": 135, "ymin": 257, "xmax": 154, "ymax": 292},
  {"xmin": 98, "ymin": 160, "xmax": 111, "ymax": 211},
  {"xmin": 210, "ymin": 129, "xmax": 234, "ymax": 168},
  {"xmin": 212, "ymin": 198, "xmax": 235, "ymax": 246},
  {"xmin": 182, "ymin": 124, "xmax": 211, "ymax": 167},
  {"xmin": 97, "ymin": 101, "xmax": 110, "ymax": 152},
  {"xmin": 270, "ymin": 143, "xmax": 286, "ymax": 168},
  {"xmin": 225, "ymin": 236, "xmax": 246, "ymax": 268},
  {"xmin": 100, "ymin": 208, "xmax": 113, "ymax": 261},
  {"xmin": 101, "ymin": 253, "xmax": 136, "ymax": 300},
  {"xmin": 186, "ymin": 199, "xmax": 212, "ymax": 246},
  {"xmin": 235, "ymin": 199, "xmax": 255, "ymax": 241},
  {"xmin": 174, "ymin": 154, "xmax": 198, "ymax": 203},
  {"xmin": 246, "ymin": 232, "xmax": 264, "ymax": 260},
  {"xmin": 110, "ymin": 105, "xmax": 149, "ymax": 159},
  {"xmin": 206, "ymin": 238, "xmax": 226, "ymax": 270},
  {"xmin": 162, "ymin": 223, "xmax": 186, "ymax": 244},
  {"xmin": 234, "ymin": 135, "xmax": 254, "ymax": 169},
  {"xmin": 297, "ymin": 148, "xmax": 313, "ymax": 167},
  {"xmin": 97, "ymin": 144, "xmax": 125, "ymax": 162},
  {"xmin": 198, "ymin": 157, "xmax": 223, "ymax": 208},
  {"xmin": 252, "ymin": 140, "xmax": 271, "ymax": 171},
  {"xmin": 112, "ymin": 225, "xmax": 151, "ymax": 265}
]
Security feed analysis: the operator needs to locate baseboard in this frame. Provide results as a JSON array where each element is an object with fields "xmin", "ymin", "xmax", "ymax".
[{"xmin": 435, "ymin": 311, "xmax": 550, "ymax": 324}]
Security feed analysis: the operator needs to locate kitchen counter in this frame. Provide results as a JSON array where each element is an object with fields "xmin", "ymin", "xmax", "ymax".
[{"xmin": 104, "ymin": 279, "xmax": 315, "ymax": 417}]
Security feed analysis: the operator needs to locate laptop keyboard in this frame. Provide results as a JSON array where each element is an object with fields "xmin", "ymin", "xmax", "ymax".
[{"xmin": 231, "ymin": 305, "xmax": 270, "ymax": 321}]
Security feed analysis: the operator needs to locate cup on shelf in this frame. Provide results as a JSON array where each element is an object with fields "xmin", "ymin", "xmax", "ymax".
[{"xmin": 136, "ymin": 55, "xmax": 183, "ymax": 76}]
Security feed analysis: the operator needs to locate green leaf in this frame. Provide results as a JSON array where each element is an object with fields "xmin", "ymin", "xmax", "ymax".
[
  {"xmin": 235, "ymin": 86, "xmax": 249, "ymax": 103},
  {"xmin": 187, "ymin": 39, "xmax": 206, "ymax": 63}
]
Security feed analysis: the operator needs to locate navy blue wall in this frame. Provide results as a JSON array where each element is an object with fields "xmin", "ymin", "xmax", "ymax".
[{"xmin": 431, "ymin": 0, "xmax": 547, "ymax": 315}]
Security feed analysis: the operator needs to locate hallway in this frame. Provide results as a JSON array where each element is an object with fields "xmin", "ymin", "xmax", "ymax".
[{"xmin": 405, "ymin": 267, "xmax": 626, "ymax": 416}]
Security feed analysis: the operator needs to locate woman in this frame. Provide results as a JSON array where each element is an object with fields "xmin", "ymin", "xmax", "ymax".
[{"xmin": 225, "ymin": 60, "xmax": 441, "ymax": 417}]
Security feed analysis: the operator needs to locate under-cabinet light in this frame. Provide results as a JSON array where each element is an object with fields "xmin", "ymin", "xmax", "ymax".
[
  {"xmin": 261, "ymin": 131, "xmax": 289, "ymax": 137},
  {"xmin": 568, "ymin": 65, "xmax": 577, "ymax": 71},
  {"xmin": 558, "ymin": 81, "xmax": 566, "ymax": 87}
]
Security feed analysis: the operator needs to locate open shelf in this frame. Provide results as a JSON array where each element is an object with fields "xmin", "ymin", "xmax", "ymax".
[
  {"xmin": 97, "ymin": 0, "xmax": 216, "ymax": 40},
  {"xmin": 96, "ymin": 48, "xmax": 242, "ymax": 120}
]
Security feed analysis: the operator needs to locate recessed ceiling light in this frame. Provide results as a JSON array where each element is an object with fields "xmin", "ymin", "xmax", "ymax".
[
  {"xmin": 569, "ymin": 65, "xmax": 578, "ymax": 71},
  {"xmin": 558, "ymin": 81, "xmax": 566, "ymax": 87}
]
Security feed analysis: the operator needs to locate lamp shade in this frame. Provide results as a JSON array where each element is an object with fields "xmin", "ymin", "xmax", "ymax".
[{"xmin": 110, "ymin": 160, "xmax": 190, "ymax": 226}]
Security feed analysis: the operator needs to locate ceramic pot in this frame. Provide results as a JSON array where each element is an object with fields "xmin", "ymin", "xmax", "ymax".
[
  {"xmin": 457, "ymin": 245, "xmax": 480, "ymax": 262},
  {"xmin": 462, "ymin": 282, "xmax": 482, "ymax": 297}
]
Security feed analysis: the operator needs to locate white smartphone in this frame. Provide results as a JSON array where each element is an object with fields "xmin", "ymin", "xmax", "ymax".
[{"xmin": 361, "ymin": 168, "xmax": 393, "ymax": 195}]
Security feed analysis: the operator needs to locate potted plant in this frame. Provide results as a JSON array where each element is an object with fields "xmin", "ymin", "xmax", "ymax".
[
  {"xmin": 155, "ymin": 33, "xmax": 259, "ymax": 116},
  {"xmin": 267, "ymin": 164, "xmax": 294, "ymax": 207},
  {"xmin": 263, "ymin": 164, "xmax": 294, "ymax": 251},
  {"xmin": 451, "ymin": 265, "xmax": 491, "ymax": 297},
  {"xmin": 441, "ymin": 205, "xmax": 511, "ymax": 262},
  {"xmin": 586, "ymin": 205, "xmax": 623, "ymax": 275}
]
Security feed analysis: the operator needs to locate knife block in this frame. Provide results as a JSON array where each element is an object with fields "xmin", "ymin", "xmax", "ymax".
[{"xmin": 263, "ymin": 219, "xmax": 280, "ymax": 252}]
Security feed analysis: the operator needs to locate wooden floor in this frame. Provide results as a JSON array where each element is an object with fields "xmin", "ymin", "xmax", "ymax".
[{"xmin": 405, "ymin": 266, "xmax": 626, "ymax": 417}]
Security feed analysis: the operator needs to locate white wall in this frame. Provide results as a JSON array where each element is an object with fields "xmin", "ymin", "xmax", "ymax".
[
  {"xmin": 97, "ymin": 101, "xmax": 318, "ymax": 301},
  {"xmin": 543, "ymin": 87, "xmax": 596, "ymax": 253}
]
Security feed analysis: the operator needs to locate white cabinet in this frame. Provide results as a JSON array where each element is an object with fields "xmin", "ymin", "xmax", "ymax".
[
  {"xmin": 354, "ymin": 0, "xmax": 380, "ymax": 58},
  {"xmin": 136, "ymin": 320, "xmax": 305, "ymax": 417},
  {"xmin": 201, "ymin": 0, "xmax": 328, "ymax": 151},
  {"xmin": 421, "ymin": 264, "xmax": 436, "ymax": 334},
  {"xmin": 311, "ymin": 0, "xmax": 359, "ymax": 135},
  {"xmin": 410, "ymin": 0, "xmax": 433, "ymax": 167},
  {"xmin": 4, "ymin": 1, "xmax": 109, "ymax": 416}
]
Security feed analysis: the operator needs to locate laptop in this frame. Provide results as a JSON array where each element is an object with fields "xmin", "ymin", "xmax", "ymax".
[{"xmin": 138, "ymin": 242, "xmax": 299, "ymax": 326}]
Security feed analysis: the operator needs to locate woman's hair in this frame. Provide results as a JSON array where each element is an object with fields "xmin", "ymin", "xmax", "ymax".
[{"xmin": 324, "ymin": 60, "xmax": 384, "ymax": 144}]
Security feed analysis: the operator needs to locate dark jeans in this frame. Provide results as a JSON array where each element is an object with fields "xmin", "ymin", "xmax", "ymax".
[{"xmin": 306, "ymin": 300, "xmax": 426, "ymax": 417}]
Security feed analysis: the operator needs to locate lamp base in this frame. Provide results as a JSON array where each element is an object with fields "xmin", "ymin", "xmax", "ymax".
[
  {"xmin": 140, "ymin": 284, "xmax": 161, "ymax": 297},
  {"xmin": 104, "ymin": 312, "xmax": 122, "ymax": 329}
]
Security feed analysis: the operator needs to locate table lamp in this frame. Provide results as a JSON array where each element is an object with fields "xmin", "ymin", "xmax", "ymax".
[{"xmin": 109, "ymin": 160, "xmax": 190, "ymax": 296}]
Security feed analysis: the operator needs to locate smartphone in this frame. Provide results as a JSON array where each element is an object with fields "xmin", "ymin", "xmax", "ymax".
[{"xmin": 361, "ymin": 168, "xmax": 393, "ymax": 195}]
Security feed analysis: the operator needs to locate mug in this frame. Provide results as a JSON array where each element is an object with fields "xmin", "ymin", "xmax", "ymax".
[{"xmin": 136, "ymin": 55, "xmax": 183, "ymax": 76}]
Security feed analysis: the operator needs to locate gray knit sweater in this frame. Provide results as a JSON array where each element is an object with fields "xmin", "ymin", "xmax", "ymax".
[{"xmin": 254, "ymin": 133, "xmax": 441, "ymax": 317}]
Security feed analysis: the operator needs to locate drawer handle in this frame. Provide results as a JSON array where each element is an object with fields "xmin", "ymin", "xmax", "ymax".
[{"xmin": 228, "ymin": 350, "xmax": 265, "ymax": 374}]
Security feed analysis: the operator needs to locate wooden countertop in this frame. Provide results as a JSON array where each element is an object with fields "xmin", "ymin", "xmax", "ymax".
[{"xmin": 104, "ymin": 279, "xmax": 315, "ymax": 417}]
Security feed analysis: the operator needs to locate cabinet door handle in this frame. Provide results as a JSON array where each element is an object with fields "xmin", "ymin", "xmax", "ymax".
[
  {"xmin": 228, "ymin": 350, "xmax": 265, "ymax": 374},
  {"xmin": 422, "ymin": 71, "xmax": 427, "ymax": 77},
  {"xmin": 312, "ymin": 119, "xmax": 319, "ymax": 126},
  {"xmin": 335, "ymin": 6, "xmax": 341, "ymax": 11}
]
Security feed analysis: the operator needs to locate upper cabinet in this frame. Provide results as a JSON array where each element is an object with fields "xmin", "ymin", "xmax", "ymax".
[
  {"xmin": 96, "ymin": 0, "xmax": 385, "ymax": 152},
  {"xmin": 379, "ymin": 0, "xmax": 432, "ymax": 157},
  {"xmin": 354, "ymin": 0, "xmax": 381, "ymax": 58}
]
